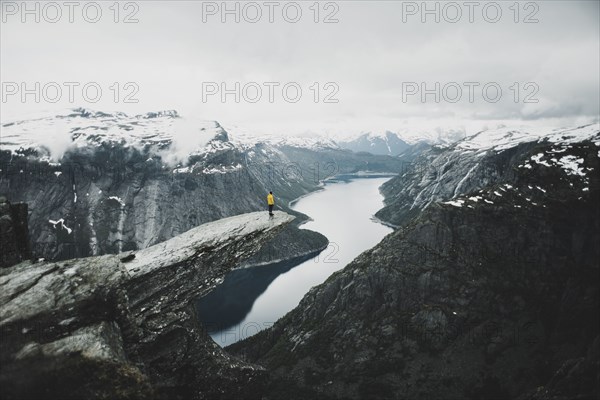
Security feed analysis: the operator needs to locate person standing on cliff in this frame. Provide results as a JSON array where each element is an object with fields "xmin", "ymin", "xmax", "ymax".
[{"xmin": 267, "ymin": 191, "xmax": 275, "ymax": 216}]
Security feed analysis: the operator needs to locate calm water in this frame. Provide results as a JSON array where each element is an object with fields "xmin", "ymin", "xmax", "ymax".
[{"xmin": 196, "ymin": 176, "xmax": 393, "ymax": 347}]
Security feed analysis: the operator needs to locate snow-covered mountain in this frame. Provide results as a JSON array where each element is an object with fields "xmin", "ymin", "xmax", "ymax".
[
  {"xmin": 223, "ymin": 124, "xmax": 340, "ymax": 151},
  {"xmin": 454, "ymin": 124, "xmax": 600, "ymax": 152},
  {"xmin": 0, "ymin": 107, "xmax": 231, "ymax": 162},
  {"xmin": 231, "ymin": 122, "xmax": 600, "ymax": 400},
  {"xmin": 0, "ymin": 108, "xmax": 403, "ymax": 261},
  {"xmin": 332, "ymin": 127, "xmax": 468, "ymax": 156},
  {"xmin": 376, "ymin": 122, "xmax": 600, "ymax": 226},
  {"xmin": 333, "ymin": 126, "xmax": 466, "ymax": 152},
  {"xmin": 336, "ymin": 131, "xmax": 412, "ymax": 156},
  {"xmin": 1, "ymin": 108, "xmax": 350, "ymax": 167},
  {"xmin": 394, "ymin": 126, "xmax": 467, "ymax": 146}
]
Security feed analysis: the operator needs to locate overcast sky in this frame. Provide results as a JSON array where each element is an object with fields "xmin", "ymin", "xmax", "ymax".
[{"xmin": 1, "ymin": 0, "xmax": 599, "ymax": 136}]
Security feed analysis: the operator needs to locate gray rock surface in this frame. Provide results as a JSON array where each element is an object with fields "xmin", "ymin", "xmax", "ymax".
[
  {"xmin": 0, "ymin": 111, "xmax": 402, "ymax": 264},
  {"xmin": 230, "ymin": 134, "xmax": 600, "ymax": 399},
  {"xmin": 376, "ymin": 124, "xmax": 599, "ymax": 227},
  {"xmin": 0, "ymin": 211, "xmax": 294, "ymax": 399},
  {"xmin": 0, "ymin": 197, "xmax": 30, "ymax": 268}
]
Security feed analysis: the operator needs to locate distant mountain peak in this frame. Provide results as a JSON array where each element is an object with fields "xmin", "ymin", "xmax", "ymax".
[
  {"xmin": 0, "ymin": 108, "xmax": 221, "ymax": 161},
  {"xmin": 336, "ymin": 131, "xmax": 412, "ymax": 156},
  {"xmin": 136, "ymin": 110, "xmax": 180, "ymax": 119},
  {"xmin": 453, "ymin": 123, "xmax": 600, "ymax": 153}
]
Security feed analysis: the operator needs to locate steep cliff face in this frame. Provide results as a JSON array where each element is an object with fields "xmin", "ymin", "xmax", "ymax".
[
  {"xmin": 0, "ymin": 211, "xmax": 294, "ymax": 399},
  {"xmin": 230, "ymin": 132, "xmax": 600, "ymax": 399},
  {"xmin": 0, "ymin": 197, "xmax": 30, "ymax": 268},
  {"xmin": 376, "ymin": 124, "xmax": 599, "ymax": 227},
  {"xmin": 0, "ymin": 108, "xmax": 401, "ymax": 263}
]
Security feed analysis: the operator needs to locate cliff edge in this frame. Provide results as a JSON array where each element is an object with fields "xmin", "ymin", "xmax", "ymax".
[{"xmin": 0, "ymin": 211, "xmax": 294, "ymax": 399}]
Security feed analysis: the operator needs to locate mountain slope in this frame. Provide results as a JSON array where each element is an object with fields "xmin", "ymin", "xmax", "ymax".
[
  {"xmin": 229, "ymin": 126, "xmax": 600, "ymax": 399},
  {"xmin": 336, "ymin": 131, "xmax": 412, "ymax": 156},
  {"xmin": 376, "ymin": 124, "xmax": 599, "ymax": 227},
  {"xmin": 0, "ymin": 108, "xmax": 403, "ymax": 263},
  {"xmin": 0, "ymin": 211, "xmax": 294, "ymax": 400}
]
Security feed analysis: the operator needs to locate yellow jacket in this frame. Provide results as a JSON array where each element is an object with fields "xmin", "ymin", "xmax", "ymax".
[{"xmin": 267, "ymin": 194, "xmax": 274, "ymax": 205}]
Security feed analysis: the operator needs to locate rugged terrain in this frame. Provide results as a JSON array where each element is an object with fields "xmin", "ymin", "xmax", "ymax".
[
  {"xmin": 0, "ymin": 211, "xmax": 294, "ymax": 400},
  {"xmin": 4, "ymin": 112, "xmax": 598, "ymax": 399},
  {"xmin": 335, "ymin": 128, "xmax": 464, "ymax": 156},
  {"xmin": 0, "ymin": 108, "xmax": 402, "ymax": 264},
  {"xmin": 376, "ymin": 124, "xmax": 599, "ymax": 227},
  {"xmin": 0, "ymin": 196, "xmax": 30, "ymax": 268},
  {"xmin": 230, "ymin": 125, "xmax": 600, "ymax": 399},
  {"xmin": 336, "ymin": 131, "xmax": 412, "ymax": 156}
]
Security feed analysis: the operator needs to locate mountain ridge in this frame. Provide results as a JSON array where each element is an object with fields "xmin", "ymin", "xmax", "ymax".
[
  {"xmin": 229, "ymin": 126, "xmax": 600, "ymax": 399},
  {"xmin": 0, "ymin": 211, "xmax": 294, "ymax": 399}
]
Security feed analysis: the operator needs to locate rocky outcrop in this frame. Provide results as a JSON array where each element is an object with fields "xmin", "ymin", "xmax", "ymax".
[
  {"xmin": 0, "ymin": 211, "xmax": 294, "ymax": 399},
  {"xmin": 0, "ymin": 196, "xmax": 30, "ymax": 268},
  {"xmin": 240, "ymin": 224, "xmax": 328, "ymax": 268},
  {"xmin": 230, "ymin": 137, "xmax": 600, "ymax": 399},
  {"xmin": 0, "ymin": 110, "xmax": 402, "ymax": 263}
]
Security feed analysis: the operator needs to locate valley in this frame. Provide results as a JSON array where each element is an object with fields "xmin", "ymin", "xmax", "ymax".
[
  {"xmin": 198, "ymin": 175, "xmax": 394, "ymax": 347},
  {"xmin": 1, "ymin": 111, "xmax": 598, "ymax": 399}
]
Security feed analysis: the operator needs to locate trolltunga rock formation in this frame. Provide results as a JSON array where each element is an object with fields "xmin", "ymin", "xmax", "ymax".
[{"xmin": 0, "ymin": 211, "xmax": 294, "ymax": 400}]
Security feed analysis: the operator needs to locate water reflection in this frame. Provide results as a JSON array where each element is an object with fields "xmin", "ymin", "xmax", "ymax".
[
  {"xmin": 195, "ymin": 252, "xmax": 318, "ymax": 333},
  {"xmin": 197, "ymin": 176, "xmax": 394, "ymax": 347}
]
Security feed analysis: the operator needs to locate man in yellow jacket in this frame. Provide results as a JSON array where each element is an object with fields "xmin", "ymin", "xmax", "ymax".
[{"xmin": 267, "ymin": 191, "xmax": 275, "ymax": 216}]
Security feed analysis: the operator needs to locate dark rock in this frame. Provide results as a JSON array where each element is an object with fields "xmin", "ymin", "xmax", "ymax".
[
  {"xmin": 241, "ymin": 225, "xmax": 328, "ymax": 268},
  {"xmin": 0, "ymin": 124, "xmax": 401, "ymax": 264},
  {"xmin": 0, "ymin": 197, "xmax": 30, "ymax": 268},
  {"xmin": 120, "ymin": 252, "xmax": 136, "ymax": 262},
  {"xmin": 230, "ymin": 140, "xmax": 600, "ymax": 400},
  {"xmin": 0, "ymin": 211, "xmax": 294, "ymax": 399}
]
